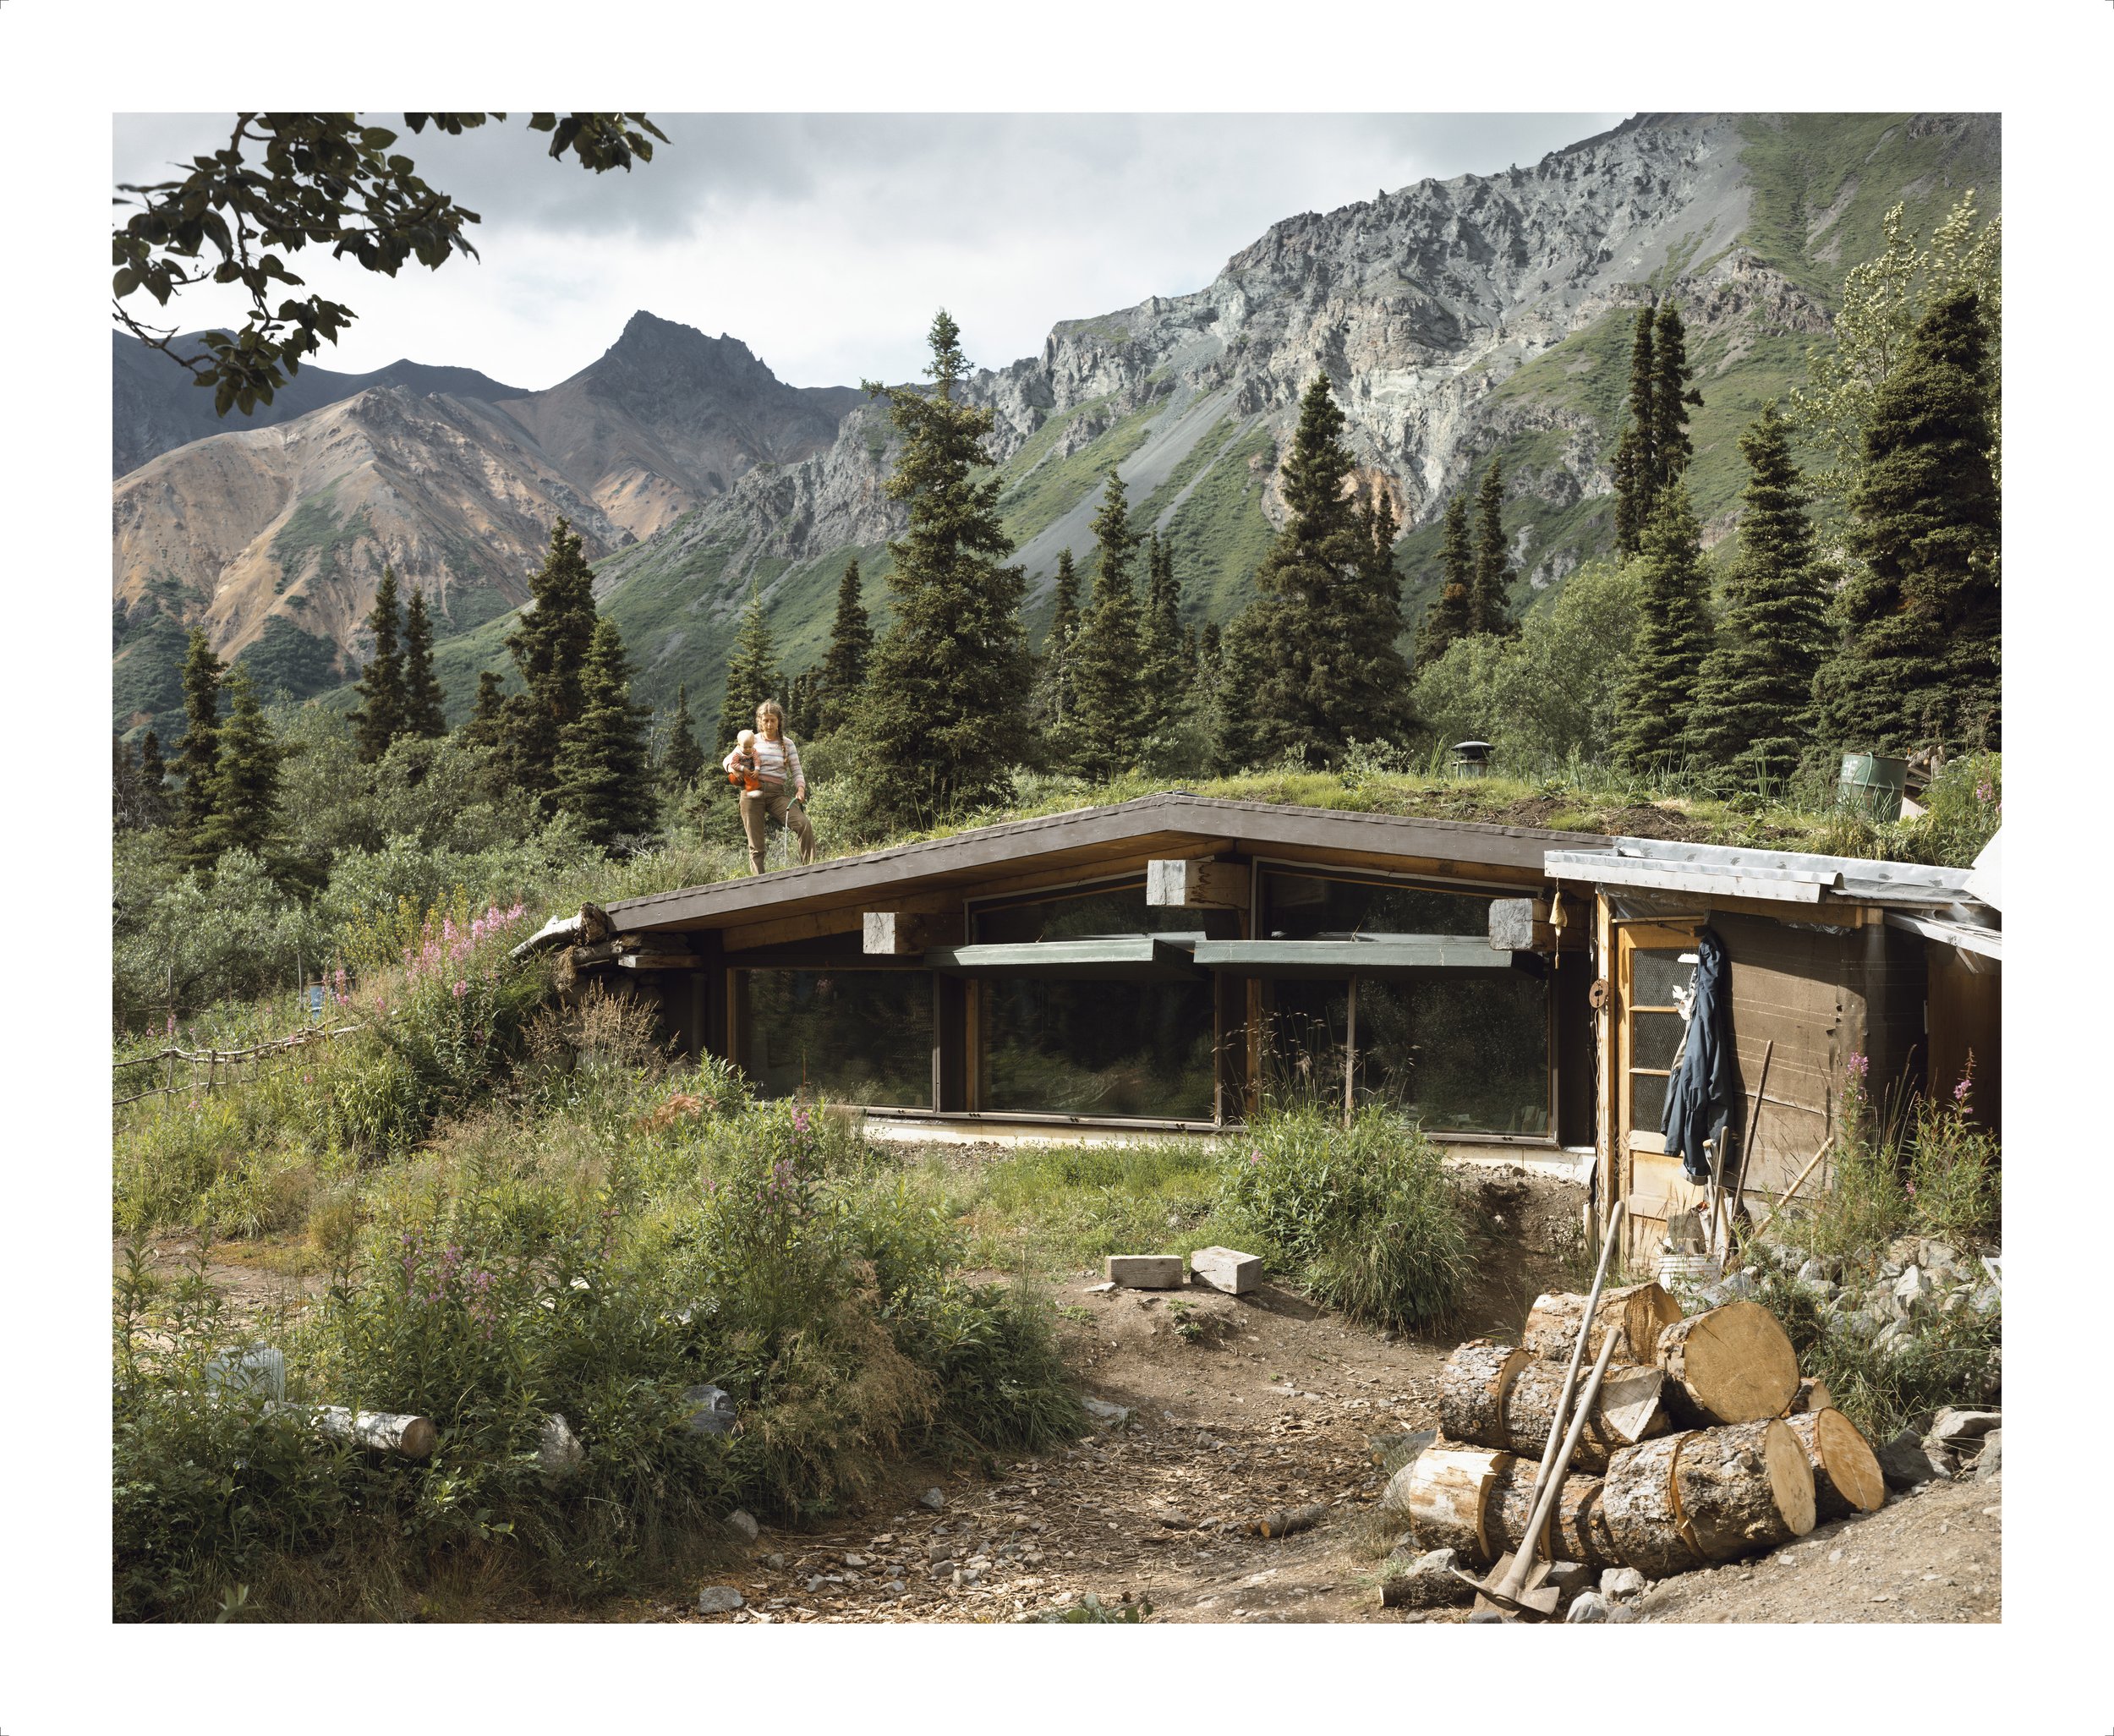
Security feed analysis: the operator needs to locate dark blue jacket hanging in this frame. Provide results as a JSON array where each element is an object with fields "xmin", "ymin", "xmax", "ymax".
[{"xmin": 1662, "ymin": 926, "xmax": 1738, "ymax": 1184}]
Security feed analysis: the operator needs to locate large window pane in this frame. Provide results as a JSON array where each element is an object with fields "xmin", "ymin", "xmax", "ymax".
[
  {"xmin": 1629, "ymin": 949, "xmax": 1692, "ymax": 1008},
  {"xmin": 1261, "ymin": 973, "xmax": 1550, "ymax": 1136},
  {"xmin": 739, "ymin": 970, "xmax": 932, "ymax": 1107},
  {"xmin": 1262, "ymin": 872, "xmax": 1490, "ymax": 939},
  {"xmin": 979, "ymin": 979, "xmax": 1215, "ymax": 1120}
]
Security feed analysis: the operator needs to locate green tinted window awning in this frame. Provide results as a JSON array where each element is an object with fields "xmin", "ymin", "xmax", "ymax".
[
  {"xmin": 1192, "ymin": 937, "xmax": 1527, "ymax": 978},
  {"xmin": 925, "ymin": 937, "xmax": 1205, "ymax": 981}
]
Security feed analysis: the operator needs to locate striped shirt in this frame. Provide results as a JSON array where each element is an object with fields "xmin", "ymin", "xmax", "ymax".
[{"xmin": 724, "ymin": 733, "xmax": 803, "ymax": 789}]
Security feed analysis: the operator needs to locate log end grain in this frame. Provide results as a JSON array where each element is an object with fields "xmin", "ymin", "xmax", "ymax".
[
  {"xmin": 1656, "ymin": 1300, "xmax": 1800, "ymax": 1425},
  {"xmin": 1672, "ymin": 1418, "xmax": 1816, "ymax": 1560},
  {"xmin": 1788, "ymin": 1407, "xmax": 1886, "ymax": 1520}
]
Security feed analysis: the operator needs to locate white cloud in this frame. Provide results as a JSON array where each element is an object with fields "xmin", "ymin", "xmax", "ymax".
[{"xmin": 114, "ymin": 112, "xmax": 1624, "ymax": 392}]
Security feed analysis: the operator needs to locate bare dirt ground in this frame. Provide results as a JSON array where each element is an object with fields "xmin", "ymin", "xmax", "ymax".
[{"xmin": 118, "ymin": 1166, "xmax": 2002, "ymax": 1626}]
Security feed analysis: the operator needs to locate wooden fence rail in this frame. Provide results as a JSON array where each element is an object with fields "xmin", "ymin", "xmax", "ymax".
[{"xmin": 113, "ymin": 1024, "xmax": 363, "ymax": 1107}]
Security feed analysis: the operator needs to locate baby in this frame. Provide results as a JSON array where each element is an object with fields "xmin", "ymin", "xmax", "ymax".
[{"xmin": 726, "ymin": 729, "xmax": 762, "ymax": 792}]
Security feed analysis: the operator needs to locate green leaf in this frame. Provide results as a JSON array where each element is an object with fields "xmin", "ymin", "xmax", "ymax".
[{"xmin": 112, "ymin": 267, "xmax": 140, "ymax": 298}]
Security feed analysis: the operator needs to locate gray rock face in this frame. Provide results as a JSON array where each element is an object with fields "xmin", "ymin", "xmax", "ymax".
[
  {"xmin": 682, "ymin": 1383, "xmax": 737, "ymax": 1435},
  {"xmin": 1382, "ymin": 1547, "xmax": 1476, "ymax": 1611},
  {"xmin": 1876, "ymin": 1427, "xmax": 1947, "ymax": 1490},
  {"xmin": 538, "ymin": 1413, "xmax": 585, "ymax": 1479},
  {"xmin": 1601, "ymin": 1567, "xmax": 1649, "ymax": 1602},
  {"xmin": 919, "ymin": 1487, "xmax": 947, "ymax": 1511},
  {"xmin": 1565, "ymin": 1591, "xmax": 1609, "ymax": 1623},
  {"xmin": 725, "ymin": 1509, "xmax": 760, "ymax": 1542},
  {"xmin": 1975, "ymin": 1430, "xmax": 2002, "ymax": 1481},
  {"xmin": 695, "ymin": 1585, "xmax": 744, "ymax": 1614}
]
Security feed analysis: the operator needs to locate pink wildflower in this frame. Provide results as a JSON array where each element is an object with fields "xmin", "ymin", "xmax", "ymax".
[
  {"xmin": 1845, "ymin": 1052, "xmax": 1869, "ymax": 1082},
  {"xmin": 452, "ymin": 980, "xmax": 468, "ymax": 998}
]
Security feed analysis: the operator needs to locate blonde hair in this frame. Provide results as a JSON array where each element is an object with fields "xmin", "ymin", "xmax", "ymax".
[{"xmin": 754, "ymin": 699, "xmax": 785, "ymax": 731}]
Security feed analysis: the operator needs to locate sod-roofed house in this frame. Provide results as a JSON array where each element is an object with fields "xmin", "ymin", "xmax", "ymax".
[{"xmin": 537, "ymin": 793, "xmax": 2001, "ymax": 1255}]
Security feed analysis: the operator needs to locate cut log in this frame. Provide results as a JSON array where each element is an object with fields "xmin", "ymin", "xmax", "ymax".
[
  {"xmin": 1520, "ymin": 1283, "xmax": 1683, "ymax": 1365},
  {"xmin": 1787, "ymin": 1408, "xmax": 1886, "ymax": 1521},
  {"xmin": 1398, "ymin": 1444, "xmax": 1514, "ymax": 1563},
  {"xmin": 1495, "ymin": 1359, "xmax": 1668, "ymax": 1471},
  {"xmin": 266, "ymin": 1401, "xmax": 435, "ymax": 1459},
  {"xmin": 1437, "ymin": 1340, "xmax": 1531, "ymax": 1448},
  {"xmin": 1486, "ymin": 1456, "xmax": 1557, "ymax": 1563},
  {"xmin": 1783, "ymin": 1375, "xmax": 1837, "ymax": 1416},
  {"xmin": 1601, "ymin": 1434, "xmax": 1706, "ymax": 1580},
  {"xmin": 1654, "ymin": 1301, "xmax": 1801, "ymax": 1425},
  {"xmin": 1669, "ymin": 1418, "xmax": 1816, "ymax": 1559},
  {"xmin": 1554, "ymin": 1475, "xmax": 1624, "ymax": 1571}
]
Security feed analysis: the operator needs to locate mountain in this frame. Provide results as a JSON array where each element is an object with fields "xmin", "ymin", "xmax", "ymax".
[
  {"xmin": 113, "ymin": 112, "xmax": 1999, "ymax": 743},
  {"xmin": 112, "ymin": 314, "xmax": 861, "ymax": 734},
  {"xmin": 579, "ymin": 112, "xmax": 1997, "ymax": 728},
  {"xmin": 112, "ymin": 331, "xmax": 526, "ymax": 479}
]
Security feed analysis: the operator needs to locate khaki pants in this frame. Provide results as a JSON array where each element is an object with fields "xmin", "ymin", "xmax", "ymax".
[{"xmin": 740, "ymin": 786, "xmax": 815, "ymax": 874}]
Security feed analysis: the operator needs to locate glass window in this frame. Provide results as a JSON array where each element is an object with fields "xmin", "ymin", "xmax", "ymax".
[
  {"xmin": 979, "ymin": 978, "xmax": 1215, "ymax": 1120},
  {"xmin": 1629, "ymin": 950, "xmax": 1691, "ymax": 1008},
  {"xmin": 1260, "ymin": 973, "xmax": 1550, "ymax": 1136},
  {"xmin": 738, "ymin": 970, "xmax": 932, "ymax": 1107},
  {"xmin": 1262, "ymin": 872, "xmax": 1491, "ymax": 939},
  {"xmin": 1630, "ymin": 1009, "xmax": 1686, "ymax": 1072},
  {"xmin": 973, "ymin": 882, "xmax": 1239, "ymax": 944}
]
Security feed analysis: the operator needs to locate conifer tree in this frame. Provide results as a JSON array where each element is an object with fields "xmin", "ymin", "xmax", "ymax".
[
  {"xmin": 113, "ymin": 736, "xmax": 140, "ymax": 829},
  {"xmin": 1686, "ymin": 404, "xmax": 1828, "ymax": 784},
  {"xmin": 501, "ymin": 518, "xmax": 600, "ymax": 806},
  {"xmin": 1068, "ymin": 469, "xmax": 1145, "ymax": 760},
  {"xmin": 173, "ymin": 627, "xmax": 225, "ymax": 856},
  {"xmin": 198, "ymin": 664, "xmax": 284, "ymax": 862},
  {"xmin": 1469, "ymin": 459, "xmax": 1516, "ymax": 636},
  {"xmin": 140, "ymin": 729, "xmax": 167, "ymax": 821},
  {"xmin": 1613, "ymin": 304, "xmax": 1656, "ymax": 557},
  {"xmin": 1814, "ymin": 288, "xmax": 2001, "ymax": 755},
  {"xmin": 1035, "ymin": 546, "xmax": 1085, "ymax": 761},
  {"xmin": 1613, "ymin": 484, "xmax": 1715, "ymax": 773},
  {"xmin": 554, "ymin": 617, "xmax": 658, "ymax": 848},
  {"xmin": 1138, "ymin": 531, "xmax": 1187, "ymax": 740},
  {"xmin": 349, "ymin": 565, "xmax": 409, "ymax": 761},
  {"xmin": 815, "ymin": 557, "xmax": 874, "ymax": 735},
  {"xmin": 1648, "ymin": 301, "xmax": 1703, "ymax": 501},
  {"xmin": 717, "ymin": 580, "xmax": 782, "ymax": 753},
  {"xmin": 1416, "ymin": 491, "xmax": 1475, "ymax": 670},
  {"xmin": 1220, "ymin": 374, "xmax": 1414, "ymax": 766},
  {"xmin": 462, "ymin": 671, "xmax": 507, "ymax": 752},
  {"xmin": 400, "ymin": 583, "xmax": 447, "ymax": 740},
  {"xmin": 853, "ymin": 309, "xmax": 1033, "ymax": 825},
  {"xmin": 661, "ymin": 681, "xmax": 704, "ymax": 791}
]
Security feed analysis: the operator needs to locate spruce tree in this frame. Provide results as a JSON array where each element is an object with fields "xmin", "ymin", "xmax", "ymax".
[
  {"xmin": 173, "ymin": 627, "xmax": 224, "ymax": 857},
  {"xmin": 1687, "ymin": 404, "xmax": 1828, "ymax": 785},
  {"xmin": 1647, "ymin": 301, "xmax": 1703, "ymax": 501},
  {"xmin": 400, "ymin": 583, "xmax": 447, "ymax": 739},
  {"xmin": 554, "ymin": 617, "xmax": 658, "ymax": 848},
  {"xmin": 462, "ymin": 671, "xmax": 507, "ymax": 752},
  {"xmin": 1613, "ymin": 304, "xmax": 1656, "ymax": 557},
  {"xmin": 349, "ymin": 565, "xmax": 408, "ymax": 761},
  {"xmin": 1223, "ymin": 374, "xmax": 1414, "ymax": 766},
  {"xmin": 1613, "ymin": 484, "xmax": 1715, "ymax": 773},
  {"xmin": 661, "ymin": 681, "xmax": 704, "ymax": 791},
  {"xmin": 501, "ymin": 518, "xmax": 600, "ymax": 807},
  {"xmin": 1068, "ymin": 468, "xmax": 1145, "ymax": 760},
  {"xmin": 1815, "ymin": 288, "xmax": 2001, "ymax": 755},
  {"xmin": 1416, "ymin": 491, "xmax": 1475, "ymax": 670},
  {"xmin": 853, "ymin": 309, "xmax": 1033, "ymax": 826},
  {"xmin": 1469, "ymin": 458, "xmax": 1516, "ymax": 636},
  {"xmin": 717, "ymin": 581, "xmax": 782, "ymax": 753},
  {"xmin": 112, "ymin": 736, "xmax": 140, "ymax": 829},
  {"xmin": 1138, "ymin": 531, "xmax": 1187, "ymax": 740},
  {"xmin": 198, "ymin": 664, "xmax": 284, "ymax": 863},
  {"xmin": 1037, "ymin": 546, "xmax": 1084, "ymax": 759},
  {"xmin": 816, "ymin": 557, "xmax": 873, "ymax": 735},
  {"xmin": 139, "ymin": 729, "xmax": 167, "ymax": 825}
]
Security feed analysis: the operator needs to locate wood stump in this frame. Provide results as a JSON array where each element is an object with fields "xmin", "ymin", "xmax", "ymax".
[
  {"xmin": 1783, "ymin": 1375, "xmax": 1837, "ymax": 1416},
  {"xmin": 1498, "ymin": 1359, "xmax": 1668, "ymax": 1472},
  {"xmin": 1554, "ymin": 1474, "xmax": 1624, "ymax": 1571},
  {"xmin": 1601, "ymin": 1434, "xmax": 1705, "ymax": 1580},
  {"xmin": 1437, "ymin": 1341, "xmax": 1531, "ymax": 1448},
  {"xmin": 1655, "ymin": 1301, "xmax": 1800, "ymax": 1425},
  {"xmin": 1520, "ymin": 1282, "xmax": 1683, "ymax": 1364},
  {"xmin": 1670, "ymin": 1418, "xmax": 1816, "ymax": 1559},
  {"xmin": 1481, "ymin": 1462, "xmax": 1621, "ymax": 1571},
  {"xmin": 1787, "ymin": 1408, "xmax": 1886, "ymax": 1521},
  {"xmin": 1398, "ymin": 1444, "xmax": 1514, "ymax": 1563}
]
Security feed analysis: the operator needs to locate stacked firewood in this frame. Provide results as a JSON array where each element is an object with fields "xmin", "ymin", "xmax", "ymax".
[{"xmin": 1394, "ymin": 1284, "xmax": 1885, "ymax": 1580}]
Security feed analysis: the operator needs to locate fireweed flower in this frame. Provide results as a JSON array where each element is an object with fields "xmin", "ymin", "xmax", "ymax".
[{"xmin": 1845, "ymin": 1052, "xmax": 1870, "ymax": 1081}]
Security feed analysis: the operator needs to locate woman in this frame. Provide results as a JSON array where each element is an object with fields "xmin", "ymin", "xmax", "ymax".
[{"xmin": 723, "ymin": 698, "xmax": 815, "ymax": 875}]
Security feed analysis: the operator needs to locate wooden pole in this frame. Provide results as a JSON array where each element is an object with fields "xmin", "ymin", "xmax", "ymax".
[
  {"xmin": 1752, "ymin": 1138, "xmax": 1835, "ymax": 1244},
  {"xmin": 1345, "ymin": 968, "xmax": 1361, "ymax": 1133}
]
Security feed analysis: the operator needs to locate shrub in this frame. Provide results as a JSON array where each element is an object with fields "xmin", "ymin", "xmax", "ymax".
[{"xmin": 1221, "ymin": 1098, "xmax": 1470, "ymax": 1330}]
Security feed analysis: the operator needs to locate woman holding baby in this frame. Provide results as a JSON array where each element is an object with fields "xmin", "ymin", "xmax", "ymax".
[{"xmin": 722, "ymin": 698, "xmax": 817, "ymax": 875}]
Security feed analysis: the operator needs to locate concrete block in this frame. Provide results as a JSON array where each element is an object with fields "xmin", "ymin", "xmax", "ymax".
[
  {"xmin": 1105, "ymin": 1254, "xmax": 1183, "ymax": 1289},
  {"xmin": 1188, "ymin": 1246, "xmax": 1262, "ymax": 1295}
]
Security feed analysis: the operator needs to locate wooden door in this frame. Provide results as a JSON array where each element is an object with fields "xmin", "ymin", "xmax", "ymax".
[{"xmin": 1615, "ymin": 920, "xmax": 1709, "ymax": 1263}]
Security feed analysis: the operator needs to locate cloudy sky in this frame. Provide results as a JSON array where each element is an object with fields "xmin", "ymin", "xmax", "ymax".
[{"xmin": 114, "ymin": 112, "xmax": 1624, "ymax": 392}]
